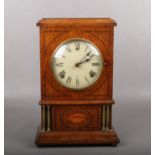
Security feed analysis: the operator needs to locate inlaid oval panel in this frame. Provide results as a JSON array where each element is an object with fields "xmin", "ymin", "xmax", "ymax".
[
  {"xmin": 66, "ymin": 113, "xmax": 87, "ymax": 124},
  {"xmin": 52, "ymin": 105, "xmax": 102, "ymax": 131}
]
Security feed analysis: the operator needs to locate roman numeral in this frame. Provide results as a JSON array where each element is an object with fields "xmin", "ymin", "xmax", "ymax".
[
  {"xmin": 76, "ymin": 79, "xmax": 79, "ymax": 87},
  {"xmin": 86, "ymin": 51, "xmax": 92, "ymax": 56},
  {"xmin": 66, "ymin": 76, "xmax": 72, "ymax": 85},
  {"xmin": 84, "ymin": 45, "xmax": 88, "ymax": 52},
  {"xmin": 55, "ymin": 63, "xmax": 63, "ymax": 67},
  {"xmin": 89, "ymin": 70, "xmax": 96, "ymax": 78},
  {"xmin": 66, "ymin": 46, "xmax": 71, "ymax": 52},
  {"xmin": 84, "ymin": 77, "xmax": 89, "ymax": 84},
  {"xmin": 75, "ymin": 42, "xmax": 80, "ymax": 50},
  {"xmin": 59, "ymin": 70, "xmax": 65, "ymax": 79},
  {"xmin": 92, "ymin": 62, "xmax": 100, "ymax": 66}
]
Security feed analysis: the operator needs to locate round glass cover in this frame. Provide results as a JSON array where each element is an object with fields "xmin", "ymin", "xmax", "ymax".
[{"xmin": 51, "ymin": 38, "xmax": 103, "ymax": 90}]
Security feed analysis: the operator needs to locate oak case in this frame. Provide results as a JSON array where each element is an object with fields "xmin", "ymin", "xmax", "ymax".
[{"xmin": 36, "ymin": 18, "xmax": 119, "ymax": 146}]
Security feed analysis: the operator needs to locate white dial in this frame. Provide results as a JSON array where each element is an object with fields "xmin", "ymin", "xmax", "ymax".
[{"xmin": 51, "ymin": 38, "xmax": 103, "ymax": 90}]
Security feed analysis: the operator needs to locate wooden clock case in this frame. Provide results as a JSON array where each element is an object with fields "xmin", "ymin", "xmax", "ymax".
[{"xmin": 35, "ymin": 18, "xmax": 119, "ymax": 146}]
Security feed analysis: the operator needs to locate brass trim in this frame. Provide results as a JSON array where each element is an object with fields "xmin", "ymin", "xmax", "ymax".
[
  {"xmin": 47, "ymin": 106, "xmax": 51, "ymax": 131},
  {"xmin": 41, "ymin": 105, "xmax": 46, "ymax": 131},
  {"xmin": 106, "ymin": 105, "xmax": 109, "ymax": 130}
]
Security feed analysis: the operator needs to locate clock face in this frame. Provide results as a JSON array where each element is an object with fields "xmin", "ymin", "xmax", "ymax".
[{"xmin": 51, "ymin": 38, "xmax": 103, "ymax": 90}]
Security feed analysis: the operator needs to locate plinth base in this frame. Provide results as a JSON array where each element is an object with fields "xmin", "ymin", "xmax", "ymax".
[{"xmin": 35, "ymin": 126, "xmax": 120, "ymax": 146}]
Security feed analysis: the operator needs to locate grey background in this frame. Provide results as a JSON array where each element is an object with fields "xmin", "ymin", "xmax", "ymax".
[{"xmin": 5, "ymin": 0, "xmax": 151, "ymax": 155}]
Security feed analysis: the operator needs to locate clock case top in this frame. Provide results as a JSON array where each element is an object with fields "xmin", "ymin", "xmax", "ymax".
[{"xmin": 37, "ymin": 18, "xmax": 117, "ymax": 104}]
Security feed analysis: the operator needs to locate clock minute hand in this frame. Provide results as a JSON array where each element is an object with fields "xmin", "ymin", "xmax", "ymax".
[
  {"xmin": 77, "ymin": 56, "xmax": 87, "ymax": 64},
  {"xmin": 76, "ymin": 51, "xmax": 92, "ymax": 64},
  {"xmin": 82, "ymin": 54, "xmax": 94, "ymax": 63}
]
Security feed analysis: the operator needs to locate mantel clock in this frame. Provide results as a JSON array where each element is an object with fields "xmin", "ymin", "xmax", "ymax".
[{"xmin": 35, "ymin": 18, "xmax": 119, "ymax": 146}]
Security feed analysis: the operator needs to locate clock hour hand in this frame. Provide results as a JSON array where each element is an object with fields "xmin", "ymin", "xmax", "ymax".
[{"xmin": 75, "ymin": 54, "xmax": 94, "ymax": 67}]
